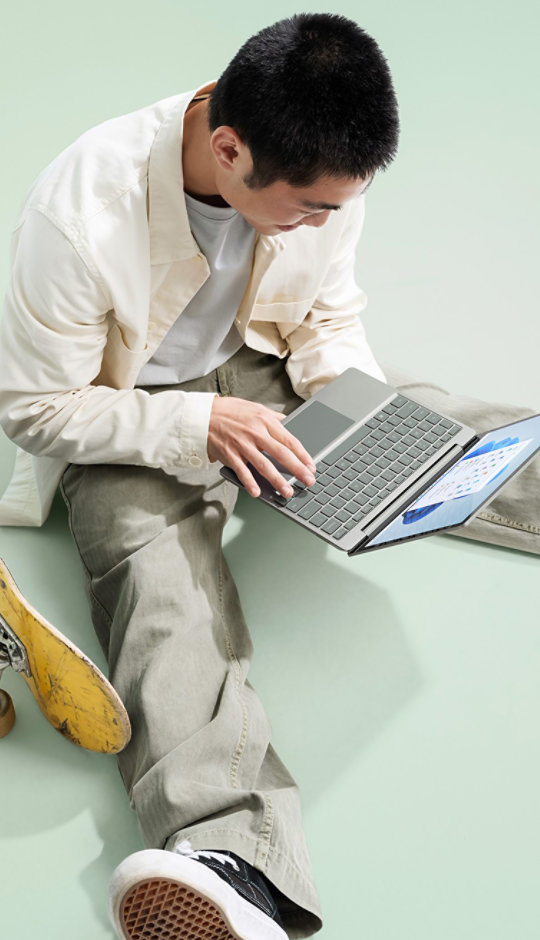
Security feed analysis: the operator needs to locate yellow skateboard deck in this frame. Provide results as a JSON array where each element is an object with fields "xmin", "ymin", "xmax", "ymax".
[{"xmin": 0, "ymin": 558, "xmax": 131, "ymax": 753}]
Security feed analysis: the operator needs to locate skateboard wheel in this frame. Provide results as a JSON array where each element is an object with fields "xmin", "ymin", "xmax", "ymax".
[{"xmin": 0, "ymin": 689, "xmax": 16, "ymax": 738}]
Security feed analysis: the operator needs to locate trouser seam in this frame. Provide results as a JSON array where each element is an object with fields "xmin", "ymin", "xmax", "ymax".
[
  {"xmin": 216, "ymin": 547, "xmax": 249, "ymax": 789},
  {"xmin": 60, "ymin": 474, "xmax": 115, "ymax": 630},
  {"xmin": 255, "ymin": 795, "xmax": 275, "ymax": 873},
  {"xmin": 477, "ymin": 509, "xmax": 540, "ymax": 535}
]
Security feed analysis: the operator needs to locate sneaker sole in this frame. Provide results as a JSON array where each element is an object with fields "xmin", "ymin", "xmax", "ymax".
[
  {"xmin": 120, "ymin": 877, "xmax": 241, "ymax": 939},
  {"xmin": 109, "ymin": 850, "xmax": 287, "ymax": 940}
]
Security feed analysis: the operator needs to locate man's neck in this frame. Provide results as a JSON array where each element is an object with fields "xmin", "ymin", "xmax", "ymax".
[{"xmin": 182, "ymin": 95, "xmax": 229, "ymax": 208}]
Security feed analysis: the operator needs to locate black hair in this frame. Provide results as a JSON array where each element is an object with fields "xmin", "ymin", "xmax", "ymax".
[{"xmin": 209, "ymin": 13, "xmax": 399, "ymax": 189}]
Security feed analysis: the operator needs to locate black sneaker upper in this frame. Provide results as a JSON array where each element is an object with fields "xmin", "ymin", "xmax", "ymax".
[{"xmin": 192, "ymin": 850, "xmax": 285, "ymax": 929}]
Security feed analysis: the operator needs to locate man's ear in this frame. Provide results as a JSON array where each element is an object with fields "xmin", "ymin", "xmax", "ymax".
[{"xmin": 210, "ymin": 126, "xmax": 248, "ymax": 172}]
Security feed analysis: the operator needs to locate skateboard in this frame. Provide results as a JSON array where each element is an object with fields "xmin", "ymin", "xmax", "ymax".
[{"xmin": 0, "ymin": 558, "xmax": 131, "ymax": 753}]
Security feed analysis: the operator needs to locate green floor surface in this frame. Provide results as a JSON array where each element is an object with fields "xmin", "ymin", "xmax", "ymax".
[{"xmin": 1, "ymin": 1, "xmax": 539, "ymax": 938}]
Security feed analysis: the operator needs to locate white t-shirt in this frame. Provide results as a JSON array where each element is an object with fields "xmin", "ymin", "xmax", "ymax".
[{"xmin": 137, "ymin": 193, "xmax": 256, "ymax": 386}]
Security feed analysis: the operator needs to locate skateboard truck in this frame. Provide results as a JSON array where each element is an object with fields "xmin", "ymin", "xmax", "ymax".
[
  {"xmin": 0, "ymin": 614, "xmax": 29, "ymax": 737},
  {"xmin": 1, "ymin": 613, "xmax": 32, "ymax": 676},
  {"xmin": 0, "ymin": 558, "xmax": 131, "ymax": 752}
]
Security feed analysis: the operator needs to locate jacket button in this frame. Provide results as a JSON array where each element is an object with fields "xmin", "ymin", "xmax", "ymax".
[{"xmin": 188, "ymin": 455, "xmax": 203, "ymax": 468}]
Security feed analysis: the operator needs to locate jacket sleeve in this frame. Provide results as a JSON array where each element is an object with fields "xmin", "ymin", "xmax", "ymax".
[
  {"xmin": 0, "ymin": 210, "xmax": 214, "ymax": 473},
  {"xmin": 284, "ymin": 196, "xmax": 386, "ymax": 399}
]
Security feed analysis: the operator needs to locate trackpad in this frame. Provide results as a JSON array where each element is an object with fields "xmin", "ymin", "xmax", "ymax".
[{"xmin": 283, "ymin": 400, "xmax": 354, "ymax": 459}]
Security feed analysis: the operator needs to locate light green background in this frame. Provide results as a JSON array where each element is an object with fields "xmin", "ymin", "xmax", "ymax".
[{"xmin": 1, "ymin": 2, "xmax": 539, "ymax": 938}]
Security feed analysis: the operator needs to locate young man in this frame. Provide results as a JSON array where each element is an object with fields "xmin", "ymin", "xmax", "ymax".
[{"xmin": 0, "ymin": 12, "xmax": 538, "ymax": 940}]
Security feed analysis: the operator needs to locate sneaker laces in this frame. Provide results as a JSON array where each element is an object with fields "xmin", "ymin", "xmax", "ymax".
[{"xmin": 174, "ymin": 839, "xmax": 240, "ymax": 872}]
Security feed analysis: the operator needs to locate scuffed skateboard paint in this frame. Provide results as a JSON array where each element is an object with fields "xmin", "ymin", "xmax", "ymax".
[{"xmin": 0, "ymin": 558, "xmax": 131, "ymax": 753}]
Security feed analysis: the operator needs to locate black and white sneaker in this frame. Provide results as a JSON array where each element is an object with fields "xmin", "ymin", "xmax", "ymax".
[{"xmin": 109, "ymin": 839, "xmax": 287, "ymax": 939}]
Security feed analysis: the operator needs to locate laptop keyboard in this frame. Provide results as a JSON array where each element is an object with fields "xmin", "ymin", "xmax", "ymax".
[{"xmin": 282, "ymin": 395, "xmax": 462, "ymax": 541}]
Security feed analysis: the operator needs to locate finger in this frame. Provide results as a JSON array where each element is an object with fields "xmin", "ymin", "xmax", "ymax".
[
  {"xmin": 257, "ymin": 425, "xmax": 317, "ymax": 486},
  {"xmin": 227, "ymin": 453, "xmax": 262, "ymax": 498},
  {"xmin": 263, "ymin": 443, "xmax": 316, "ymax": 489},
  {"xmin": 270, "ymin": 422, "xmax": 317, "ymax": 472},
  {"xmin": 248, "ymin": 449, "xmax": 296, "ymax": 498}
]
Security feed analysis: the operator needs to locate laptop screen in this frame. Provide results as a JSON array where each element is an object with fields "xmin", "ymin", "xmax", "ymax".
[{"xmin": 367, "ymin": 414, "xmax": 540, "ymax": 548}]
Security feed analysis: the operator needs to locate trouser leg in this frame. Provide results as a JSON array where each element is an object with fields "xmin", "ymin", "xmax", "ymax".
[
  {"xmin": 60, "ymin": 347, "xmax": 322, "ymax": 939},
  {"xmin": 383, "ymin": 363, "xmax": 540, "ymax": 553}
]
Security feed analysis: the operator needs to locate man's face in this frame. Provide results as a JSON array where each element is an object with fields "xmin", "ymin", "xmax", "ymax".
[
  {"xmin": 210, "ymin": 128, "xmax": 372, "ymax": 235},
  {"xmin": 221, "ymin": 172, "xmax": 371, "ymax": 236}
]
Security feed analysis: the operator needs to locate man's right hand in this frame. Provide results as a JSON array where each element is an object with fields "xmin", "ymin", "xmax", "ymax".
[{"xmin": 207, "ymin": 395, "xmax": 317, "ymax": 498}]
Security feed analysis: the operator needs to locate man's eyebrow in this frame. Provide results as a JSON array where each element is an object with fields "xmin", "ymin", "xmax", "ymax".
[
  {"xmin": 300, "ymin": 199, "xmax": 342, "ymax": 211},
  {"xmin": 299, "ymin": 177, "xmax": 375, "ymax": 212}
]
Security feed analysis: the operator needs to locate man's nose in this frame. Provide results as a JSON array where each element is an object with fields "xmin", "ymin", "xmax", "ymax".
[{"xmin": 301, "ymin": 210, "xmax": 331, "ymax": 228}]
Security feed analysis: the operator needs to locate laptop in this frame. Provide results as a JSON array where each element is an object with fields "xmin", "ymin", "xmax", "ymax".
[{"xmin": 220, "ymin": 368, "xmax": 540, "ymax": 555}]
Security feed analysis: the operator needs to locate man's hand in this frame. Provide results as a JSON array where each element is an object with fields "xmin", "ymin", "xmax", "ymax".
[{"xmin": 207, "ymin": 396, "xmax": 317, "ymax": 498}]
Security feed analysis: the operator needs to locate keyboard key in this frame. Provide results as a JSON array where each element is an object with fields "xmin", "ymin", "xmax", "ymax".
[
  {"xmin": 395, "ymin": 400, "xmax": 418, "ymax": 418},
  {"xmin": 326, "ymin": 483, "xmax": 341, "ymax": 497},
  {"xmin": 286, "ymin": 492, "xmax": 312, "ymax": 512},
  {"xmin": 333, "ymin": 526, "xmax": 349, "ymax": 540},
  {"xmin": 297, "ymin": 501, "xmax": 319, "ymax": 520},
  {"xmin": 364, "ymin": 484, "xmax": 379, "ymax": 498},
  {"xmin": 321, "ymin": 518, "xmax": 341, "ymax": 535},
  {"xmin": 392, "ymin": 441, "xmax": 408, "ymax": 453},
  {"xmin": 325, "ymin": 465, "xmax": 342, "ymax": 479}
]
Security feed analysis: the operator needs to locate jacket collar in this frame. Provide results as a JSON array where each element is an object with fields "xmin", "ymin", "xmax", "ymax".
[{"xmin": 148, "ymin": 86, "xmax": 206, "ymax": 265}]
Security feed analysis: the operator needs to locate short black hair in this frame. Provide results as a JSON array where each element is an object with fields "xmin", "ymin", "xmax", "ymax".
[{"xmin": 209, "ymin": 13, "xmax": 399, "ymax": 189}]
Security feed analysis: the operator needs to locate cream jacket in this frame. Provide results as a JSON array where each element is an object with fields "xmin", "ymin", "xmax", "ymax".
[{"xmin": 0, "ymin": 88, "xmax": 384, "ymax": 526}]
